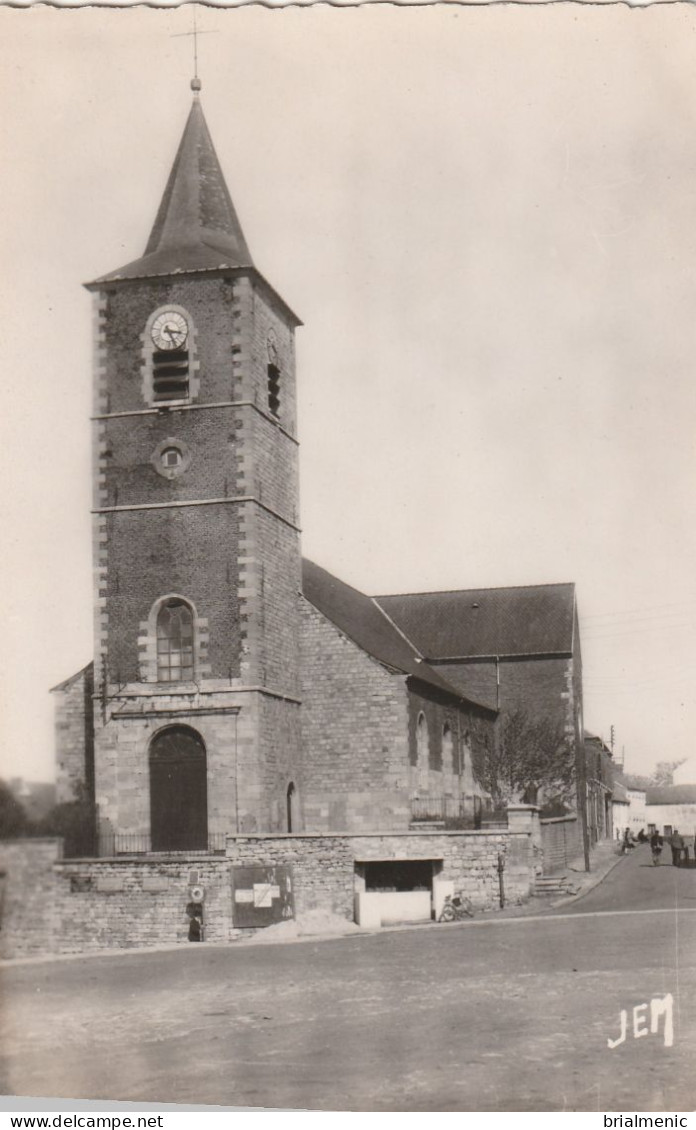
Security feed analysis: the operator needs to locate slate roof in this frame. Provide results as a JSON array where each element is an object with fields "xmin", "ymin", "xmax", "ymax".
[
  {"xmin": 646, "ymin": 785, "xmax": 696, "ymax": 806},
  {"xmin": 93, "ymin": 95, "xmax": 254, "ymax": 284},
  {"xmin": 612, "ymin": 780, "xmax": 630, "ymax": 804},
  {"xmin": 375, "ymin": 583, "xmax": 576, "ymax": 660},
  {"xmin": 301, "ymin": 560, "xmax": 495, "ymax": 714}
]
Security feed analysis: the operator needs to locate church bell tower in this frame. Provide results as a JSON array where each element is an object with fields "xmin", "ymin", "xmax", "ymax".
[{"xmin": 86, "ymin": 80, "xmax": 303, "ymax": 848}]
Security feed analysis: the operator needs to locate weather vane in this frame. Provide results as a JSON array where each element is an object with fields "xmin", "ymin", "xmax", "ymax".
[{"xmin": 171, "ymin": 6, "xmax": 218, "ymax": 92}]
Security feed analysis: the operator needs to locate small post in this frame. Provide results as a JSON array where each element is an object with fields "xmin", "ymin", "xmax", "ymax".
[{"xmin": 497, "ymin": 851, "xmax": 506, "ymax": 908}]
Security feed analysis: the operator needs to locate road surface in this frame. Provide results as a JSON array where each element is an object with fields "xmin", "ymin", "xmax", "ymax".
[{"xmin": 1, "ymin": 845, "xmax": 694, "ymax": 1111}]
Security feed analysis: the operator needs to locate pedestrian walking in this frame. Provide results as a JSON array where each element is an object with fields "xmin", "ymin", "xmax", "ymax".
[
  {"xmin": 650, "ymin": 830, "xmax": 662, "ymax": 866},
  {"xmin": 670, "ymin": 829, "xmax": 685, "ymax": 867}
]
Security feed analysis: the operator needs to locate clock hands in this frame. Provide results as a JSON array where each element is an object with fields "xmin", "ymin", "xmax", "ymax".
[{"xmin": 151, "ymin": 311, "xmax": 188, "ymax": 350}]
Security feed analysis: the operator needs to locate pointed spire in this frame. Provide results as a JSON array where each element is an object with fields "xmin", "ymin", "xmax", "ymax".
[{"xmin": 97, "ymin": 94, "xmax": 253, "ymax": 282}]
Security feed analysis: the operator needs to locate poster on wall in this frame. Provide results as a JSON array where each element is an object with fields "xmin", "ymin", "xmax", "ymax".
[{"xmin": 231, "ymin": 865, "xmax": 295, "ymax": 928}]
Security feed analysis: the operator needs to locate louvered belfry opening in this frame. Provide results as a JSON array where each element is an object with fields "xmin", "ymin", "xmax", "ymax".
[
  {"xmin": 267, "ymin": 363, "xmax": 280, "ymax": 416},
  {"xmin": 152, "ymin": 348, "xmax": 189, "ymax": 402},
  {"xmin": 149, "ymin": 726, "xmax": 208, "ymax": 852}
]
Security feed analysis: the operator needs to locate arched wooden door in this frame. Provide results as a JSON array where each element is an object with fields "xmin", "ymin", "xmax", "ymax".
[{"xmin": 149, "ymin": 726, "xmax": 208, "ymax": 851}]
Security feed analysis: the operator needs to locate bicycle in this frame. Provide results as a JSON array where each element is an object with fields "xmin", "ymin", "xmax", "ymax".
[{"xmin": 438, "ymin": 893, "xmax": 475, "ymax": 922}]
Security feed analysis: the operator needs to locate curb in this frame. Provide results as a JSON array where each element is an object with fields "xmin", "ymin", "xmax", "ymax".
[{"xmin": 548, "ymin": 849, "xmax": 627, "ymax": 910}]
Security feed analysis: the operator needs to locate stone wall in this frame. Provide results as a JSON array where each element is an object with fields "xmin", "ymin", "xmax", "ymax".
[
  {"xmin": 227, "ymin": 829, "xmax": 533, "ymax": 921},
  {"xmin": 52, "ymin": 666, "xmax": 94, "ymax": 806},
  {"xmin": 0, "ymin": 839, "xmax": 231, "ymax": 958},
  {"xmin": 0, "ymin": 822, "xmax": 536, "ymax": 958},
  {"xmin": 299, "ymin": 597, "xmax": 410, "ymax": 832},
  {"xmin": 406, "ymin": 682, "xmax": 493, "ymax": 802},
  {"xmin": 0, "ymin": 840, "xmax": 62, "ymax": 958}
]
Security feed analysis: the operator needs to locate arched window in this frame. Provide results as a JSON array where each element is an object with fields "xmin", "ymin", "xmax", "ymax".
[
  {"xmin": 267, "ymin": 336, "xmax": 281, "ymax": 417},
  {"xmin": 416, "ymin": 713, "xmax": 429, "ymax": 791},
  {"xmin": 442, "ymin": 724, "xmax": 454, "ymax": 781},
  {"xmin": 267, "ymin": 363, "xmax": 281, "ymax": 416},
  {"xmin": 157, "ymin": 599, "xmax": 194, "ymax": 682},
  {"xmin": 149, "ymin": 726, "xmax": 207, "ymax": 852},
  {"xmin": 461, "ymin": 729, "xmax": 471, "ymax": 779}
]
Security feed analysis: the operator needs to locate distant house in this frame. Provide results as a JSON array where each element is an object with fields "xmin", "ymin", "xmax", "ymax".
[
  {"xmin": 583, "ymin": 734, "xmax": 614, "ymax": 842},
  {"xmin": 645, "ymin": 785, "xmax": 696, "ymax": 839},
  {"xmin": 611, "ymin": 778, "xmax": 630, "ymax": 837},
  {"xmin": 612, "ymin": 771, "xmax": 647, "ymax": 836}
]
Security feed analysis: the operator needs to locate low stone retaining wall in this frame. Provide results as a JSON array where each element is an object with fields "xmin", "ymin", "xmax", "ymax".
[
  {"xmin": 0, "ymin": 822, "xmax": 536, "ymax": 959},
  {"xmin": 227, "ymin": 829, "xmax": 534, "ymax": 921},
  {"xmin": 0, "ymin": 839, "xmax": 62, "ymax": 958}
]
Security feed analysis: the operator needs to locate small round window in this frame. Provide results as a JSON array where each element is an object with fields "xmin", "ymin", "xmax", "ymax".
[{"xmin": 151, "ymin": 438, "xmax": 191, "ymax": 480}]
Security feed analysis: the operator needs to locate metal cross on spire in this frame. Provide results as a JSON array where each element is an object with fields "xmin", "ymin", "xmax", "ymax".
[{"xmin": 171, "ymin": 6, "xmax": 218, "ymax": 93}]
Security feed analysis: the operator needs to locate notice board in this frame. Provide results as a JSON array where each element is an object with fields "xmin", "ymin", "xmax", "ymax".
[{"xmin": 231, "ymin": 864, "xmax": 295, "ymax": 928}]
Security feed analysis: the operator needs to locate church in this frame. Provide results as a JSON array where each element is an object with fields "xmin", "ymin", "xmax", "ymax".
[{"xmin": 47, "ymin": 77, "xmax": 586, "ymax": 929}]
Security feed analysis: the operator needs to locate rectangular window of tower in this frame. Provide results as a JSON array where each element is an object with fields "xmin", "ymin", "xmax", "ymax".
[
  {"xmin": 153, "ymin": 349, "xmax": 189, "ymax": 402},
  {"xmin": 267, "ymin": 364, "xmax": 280, "ymax": 416}
]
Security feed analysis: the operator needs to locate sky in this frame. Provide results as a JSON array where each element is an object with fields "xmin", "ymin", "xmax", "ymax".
[{"xmin": 1, "ymin": 3, "xmax": 695, "ymax": 784}]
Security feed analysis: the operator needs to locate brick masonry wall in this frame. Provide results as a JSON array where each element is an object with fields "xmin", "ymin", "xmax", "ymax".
[
  {"xmin": 91, "ymin": 271, "xmax": 302, "ymax": 841},
  {"xmin": 104, "ymin": 505, "xmax": 241, "ymax": 685},
  {"xmin": 97, "ymin": 278, "xmax": 248, "ymax": 687},
  {"xmin": 437, "ymin": 655, "xmax": 574, "ymax": 730},
  {"xmin": 0, "ymin": 827, "xmax": 535, "ymax": 957},
  {"xmin": 299, "ymin": 598, "xmax": 411, "ymax": 832}
]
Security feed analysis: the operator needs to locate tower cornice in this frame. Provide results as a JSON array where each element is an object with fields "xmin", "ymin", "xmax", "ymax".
[{"xmin": 84, "ymin": 265, "xmax": 302, "ymax": 329}]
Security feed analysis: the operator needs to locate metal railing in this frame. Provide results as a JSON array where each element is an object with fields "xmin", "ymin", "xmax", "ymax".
[
  {"xmin": 410, "ymin": 794, "xmax": 508, "ymax": 830},
  {"xmin": 94, "ymin": 832, "xmax": 227, "ymax": 858}
]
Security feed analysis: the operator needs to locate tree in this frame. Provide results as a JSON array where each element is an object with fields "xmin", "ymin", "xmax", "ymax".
[
  {"xmin": 478, "ymin": 708, "xmax": 576, "ymax": 810},
  {"xmin": 38, "ymin": 783, "xmax": 96, "ymax": 858},
  {"xmin": 650, "ymin": 759, "xmax": 686, "ymax": 788},
  {"xmin": 0, "ymin": 780, "xmax": 31, "ymax": 838}
]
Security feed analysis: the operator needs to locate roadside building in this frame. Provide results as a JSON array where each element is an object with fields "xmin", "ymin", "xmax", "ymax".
[
  {"xmin": 583, "ymin": 735, "xmax": 614, "ymax": 844},
  {"xmin": 645, "ymin": 785, "xmax": 696, "ymax": 842}
]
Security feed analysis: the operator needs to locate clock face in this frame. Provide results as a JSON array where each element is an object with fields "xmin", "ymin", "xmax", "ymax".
[{"xmin": 151, "ymin": 311, "xmax": 189, "ymax": 351}]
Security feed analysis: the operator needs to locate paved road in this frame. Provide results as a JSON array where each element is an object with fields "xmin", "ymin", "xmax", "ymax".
[
  {"xmin": 1, "ymin": 850, "xmax": 694, "ymax": 1112},
  {"xmin": 566, "ymin": 842, "xmax": 696, "ymax": 915}
]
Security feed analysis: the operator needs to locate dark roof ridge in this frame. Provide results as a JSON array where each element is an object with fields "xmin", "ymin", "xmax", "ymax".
[
  {"xmin": 375, "ymin": 580, "xmax": 575, "ymax": 599},
  {"xmin": 300, "ymin": 559, "xmax": 496, "ymax": 716},
  {"xmin": 371, "ymin": 597, "xmax": 426, "ymax": 659}
]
